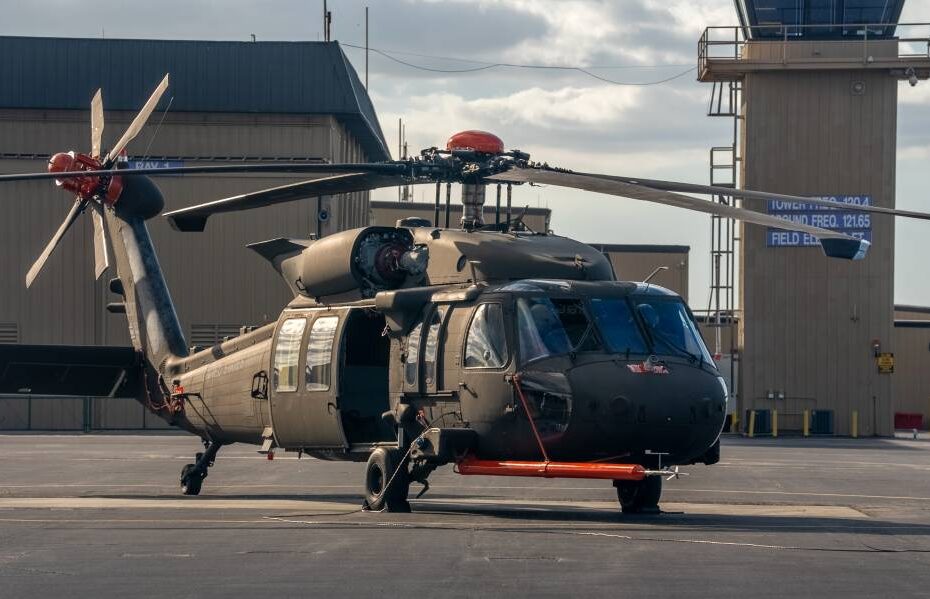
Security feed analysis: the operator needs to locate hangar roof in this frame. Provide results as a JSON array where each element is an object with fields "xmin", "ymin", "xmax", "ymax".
[{"xmin": 0, "ymin": 36, "xmax": 390, "ymax": 161}]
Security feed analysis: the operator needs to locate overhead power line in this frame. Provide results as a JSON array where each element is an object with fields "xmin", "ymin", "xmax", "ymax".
[{"xmin": 341, "ymin": 42, "xmax": 696, "ymax": 86}]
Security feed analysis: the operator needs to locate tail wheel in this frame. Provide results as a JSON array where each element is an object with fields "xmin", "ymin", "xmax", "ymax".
[
  {"xmin": 180, "ymin": 463, "xmax": 203, "ymax": 496},
  {"xmin": 615, "ymin": 476, "xmax": 662, "ymax": 514},
  {"xmin": 364, "ymin": 447, "xmax": 411, "ymax": 512}
]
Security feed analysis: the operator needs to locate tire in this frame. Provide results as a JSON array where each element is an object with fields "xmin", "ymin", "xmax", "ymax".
[
  {"xmin": 615, "ymin": 476, "xmax": 661, "ymax": 514},
  {"xmin": 702, "ymin": 438, "xmax": 721, "ymax": 465},
  {"xmin": 180, "ymin": 463, "xmax": 203, "ymax": 496},
  {"xmin": 364, "ymin": 448, "xmax": 410, "ymax": 512}
]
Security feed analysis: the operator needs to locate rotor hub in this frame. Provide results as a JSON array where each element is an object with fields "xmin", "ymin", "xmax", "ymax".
[{"xmin": 47, "ymin": 151, "xmax": 122, "ymax": 205}]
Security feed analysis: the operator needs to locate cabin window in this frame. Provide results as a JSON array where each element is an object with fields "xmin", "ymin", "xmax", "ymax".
[
  {"xmin": 273, "ymin": 317, "xmax": 306, "ymax": 392},
  {"xmin": 464, "ymin": 303, "xmax": 508, "ymax": 369},
  {"xmin": 306, "ymin": 316, "xmax": 338, "ymax": 391},
  {"xmin": 404, "ymin": 322, "xmax": 423, "ymax": 388},
  {"xmin": 423, "ymin": 307, "xmax": 445, "ymax": 386}
]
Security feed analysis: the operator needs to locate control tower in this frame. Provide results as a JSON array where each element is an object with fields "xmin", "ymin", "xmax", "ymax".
[{"xmin": 699, "ymin": 1, "xmax": 930, "ymax": 436}]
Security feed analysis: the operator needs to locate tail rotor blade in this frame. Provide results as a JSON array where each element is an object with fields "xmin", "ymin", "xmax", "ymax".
[
  {"xmin": 91, "ymin": 203, "xmax": 109, "ymax": 280},
  {"xmin": 26, "ymin": 198, "xmax": 87, "ymax": 288},
  {"xmin": 91, "ymin": 89, "xmax": 104, "ymax": 159},
  {"xmin": 104, "ymin": 73, "xmax": 169, "ymax": 165}
]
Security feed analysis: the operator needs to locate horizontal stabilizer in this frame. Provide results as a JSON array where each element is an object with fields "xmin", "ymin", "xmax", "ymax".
[
  {"xmin": 246, "ymin": 238, "xmax": 311, "ymax": 264},
  {"xmin": 167, "ymin": 214, "xmax": 209, "ymax": 232}
]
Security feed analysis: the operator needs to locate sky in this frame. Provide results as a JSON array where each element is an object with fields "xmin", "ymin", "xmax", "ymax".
[{"xmin": 2, "ymin": 0, "xmax": 930, "ymax": 308}]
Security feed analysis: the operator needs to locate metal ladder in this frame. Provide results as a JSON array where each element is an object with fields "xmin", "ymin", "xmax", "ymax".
[{"xmin": 706, "ymin": 80, "xmax": 742, "ymax": 410}]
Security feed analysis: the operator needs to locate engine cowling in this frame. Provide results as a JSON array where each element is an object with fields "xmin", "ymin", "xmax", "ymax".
[{"xmin": 249, "ymin": 227, "xmax": 428, "ymax": 302}]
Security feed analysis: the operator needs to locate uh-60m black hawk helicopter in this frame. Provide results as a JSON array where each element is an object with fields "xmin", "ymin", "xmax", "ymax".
[{"xmin": 4, "ymin": 75, "xmax": 930, "ymax": 514}]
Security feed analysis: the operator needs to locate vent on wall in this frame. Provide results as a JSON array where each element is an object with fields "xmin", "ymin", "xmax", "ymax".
[
  {"xmin": 190, "ymin": 324, "xmax": 244, "ymax": 348},
  {"xmin": 0, "ymin": 322, "xmax": 18, "ymax": 344}
]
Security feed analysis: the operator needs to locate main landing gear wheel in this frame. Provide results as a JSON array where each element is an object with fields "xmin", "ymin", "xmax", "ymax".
[
  {"xmin": 365, "ymin": 447, "xmax": 411, "ymax": 512},
  {"xmin": 180, "ymin": 463, "xmax": 203, "ymax": 495},
  {"xmin": 614, "ymin": 476, "xmax": 662, "ymax": 514},
  {"xmin": 180, "ymin": 442, "xmax": 222, "ymax": 496}
]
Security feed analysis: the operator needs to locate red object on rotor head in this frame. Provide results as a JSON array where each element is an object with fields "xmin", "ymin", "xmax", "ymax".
[
  {"xmin": 47, "ymin": 151, "xmax": 123, "ymax": 205},
  {"xmin": 446, "ymin": 130, "xmax": 504, "ymax": 155}
]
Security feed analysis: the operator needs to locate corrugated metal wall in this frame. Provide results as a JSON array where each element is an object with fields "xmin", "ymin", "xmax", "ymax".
[
  {"xmin": 892, "ymin": 326, "xmax": 930, "ymax": 427},
  {"xmin": 740, "ymin": 62, "xmax": 897, "ymax": 436},
  {"xmin": 892, "ymin": 307, "xmax": 930, "ymax": 428}
]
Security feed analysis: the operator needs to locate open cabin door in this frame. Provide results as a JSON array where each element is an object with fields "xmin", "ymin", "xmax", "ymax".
[
  {"xmin": 269, "ymin": 309, "xmax": 349, "ymax": 449},
  {"xmin": 454, "ymin": 300, "xmax": 516, "ymax": 454}
]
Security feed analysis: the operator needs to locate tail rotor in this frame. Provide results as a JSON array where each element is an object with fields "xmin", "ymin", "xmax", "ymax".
[{"xmin": 26, "ymin": 74, "xmax": 169, "ymax": 288}]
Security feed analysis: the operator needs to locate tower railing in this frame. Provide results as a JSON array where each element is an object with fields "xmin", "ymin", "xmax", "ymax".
[{"xmin": 698, "ymin": 22, "xmax": 930, "ymax": 79}]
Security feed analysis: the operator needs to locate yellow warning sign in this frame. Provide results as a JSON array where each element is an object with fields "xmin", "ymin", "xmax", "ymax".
[{"xmin": 877, "ymin": 352, "xmax": 894, "ymax": 374}]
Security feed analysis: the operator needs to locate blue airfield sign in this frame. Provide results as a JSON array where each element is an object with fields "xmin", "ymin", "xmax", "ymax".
[{"xmin": 766, "ymin": 195, "xmax": 872, "ymax": 247}]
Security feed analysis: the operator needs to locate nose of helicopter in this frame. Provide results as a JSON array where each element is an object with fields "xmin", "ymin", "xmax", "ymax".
[{"xmin": 563, "ymin": 358, "xmax": 727, "ymax": 463}]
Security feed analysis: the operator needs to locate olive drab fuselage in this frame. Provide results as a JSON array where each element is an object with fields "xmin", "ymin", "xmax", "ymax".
[{"xmin": 163, "ymin": 276, "xmax": 727, "ymax": 468}]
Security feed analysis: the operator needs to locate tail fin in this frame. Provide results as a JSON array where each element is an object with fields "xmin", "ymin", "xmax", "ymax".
[{"xmin": 104, "ymin": 175, "xmax": 188, "ymax": 369}]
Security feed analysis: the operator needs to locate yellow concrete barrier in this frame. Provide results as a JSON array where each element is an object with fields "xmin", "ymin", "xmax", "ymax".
[
  {"xmin": 748, "ymin": 410, "xmax": 756, "ymax": 438},
  {"xmin": 772, "ymin": 409, "xmax": 778, "ymax": 438},
  {"xmin": 852, "ymin": 410, "xmax": 859, "ymax": 439},
  {"xmin": 802, "ymin": 409, "xmax": 810, "ymax": 437}
]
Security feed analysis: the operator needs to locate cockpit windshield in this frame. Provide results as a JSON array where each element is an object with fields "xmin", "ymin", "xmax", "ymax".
[
  {"xmin": 588, "ymin": 298, "xmax": 648, "ymax": 355},
  {"xmin": 515, "ymin": 289, "xmax": 712, "ymax": 365},
  {"xmin": 632, "ymin": 297, "xmax": 713, "ymax": 364}
]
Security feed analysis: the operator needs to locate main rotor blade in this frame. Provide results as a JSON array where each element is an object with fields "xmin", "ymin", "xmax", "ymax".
[
  {"xmin": 104, "ymin": 73, "xmax": 169, "ymax": 166},
  {"xmin": 0, "ymin": 162, "xmax": 406, "ymax": 183},
  {"xmin": 488, "ymin": 167, "xmax": 870, "ymax": 260},
  {"xmin": 90, "ymin": 89, "xmax": 104, "ymax": 160},
  {"xmin": 164, "ymin": 172, "xmax": 410, "ymax": 232},
  {"xmin": 26, "ymin": 198, "xmax": 86, "ymax": 288},
  {"xmin": 91, "ymin": 202, "xmax": 109, "ymax": 280},
  {"xmin": 600, "ymin": 174, "xmax": 930, "ymax": 222}
]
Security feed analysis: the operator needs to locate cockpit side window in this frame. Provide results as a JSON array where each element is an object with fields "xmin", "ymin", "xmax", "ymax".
[{"xmin": 464, "ymin": 303, "xmax": 508, "ymax": 369}]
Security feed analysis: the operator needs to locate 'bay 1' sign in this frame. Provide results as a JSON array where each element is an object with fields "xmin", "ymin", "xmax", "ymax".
[
  {"xmin": 126, "ymin": 160, "xmax": 184, "ymax": 170},
  {"xmin": 766, "ymin": 195, "xmax": 872, "ymax": 247}
]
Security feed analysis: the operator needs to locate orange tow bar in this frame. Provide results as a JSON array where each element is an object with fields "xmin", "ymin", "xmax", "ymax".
[{"xmin": 456, "ymin": 458, "xmax": 646, "ymax": 481}]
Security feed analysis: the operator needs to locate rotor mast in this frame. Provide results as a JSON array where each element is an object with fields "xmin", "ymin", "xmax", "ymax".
[{"xmin": 445, "ymin": 130, "xmax": 505, "ymax": 230}]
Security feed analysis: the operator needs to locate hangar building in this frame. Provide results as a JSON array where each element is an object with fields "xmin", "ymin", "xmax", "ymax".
[{"xmin": 0, "ymin": 36, "xmax": 387, "ymax": 429}]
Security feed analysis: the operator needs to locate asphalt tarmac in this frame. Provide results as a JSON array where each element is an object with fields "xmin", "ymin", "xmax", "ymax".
[{"xmin": 1, "ymin": 434, "xmax": 928, "ymax": 598}]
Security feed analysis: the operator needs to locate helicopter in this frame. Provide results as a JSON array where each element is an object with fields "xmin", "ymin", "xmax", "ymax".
[{"xmin": 4, "ymin": 75, "xmax": 930, "ymax": 514}]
